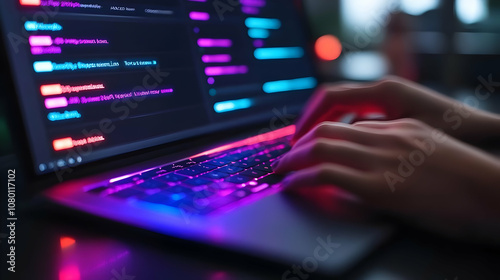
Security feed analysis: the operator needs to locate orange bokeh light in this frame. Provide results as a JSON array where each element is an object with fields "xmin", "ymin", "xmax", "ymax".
[
  {"xmin": 60, "ymin": 237, "xmax": 76, "ymax": 249},
  {"xmin": 315, "ymin": 35, "xmax": 342, "ymax": 61}
]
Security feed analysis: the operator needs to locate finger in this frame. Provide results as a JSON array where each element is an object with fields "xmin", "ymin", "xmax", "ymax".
[
  {"xmin": 280, "ymin": 163, "xmax": 373, "ymax": 197},
  {"xmin": 354, "ymin": 118, "xmax": 427, "ymax": 130},
  {"xmin": 294, "ymin": 121, "xmax": 390, "ymax": 148},
  {"xmin": 273, "ymin": 138, "xmax": 382, "ymax": 173},
  {"xmin": 353, "ymin": 120, "xmax": 394, "ymax": 130},
  {"xmin": 294, "ymin": 81, "xmax": 389, "ymax": 141},
  {"xmin": 291, "ymin": 110, "xmax": 356, "ymax": 147}
]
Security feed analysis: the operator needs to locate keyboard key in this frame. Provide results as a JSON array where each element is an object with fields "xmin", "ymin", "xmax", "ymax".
[
  {"xmin": 199, "ymin": 163, "xmax": 218, "ymax": 171},
  {"xmin": 192, "ymin": 188, "xmax": 216, "ymax": 200},
  {"xmin": 238, "ymin": 149, "xmax": 257, "ymax": 158},
  {"xmin": 205, "ymin": 157, "xmax": 233, "ymax": 167},
  {"xmin": 208, "ymin": 181, "xmax": 237, "ymax": 190},
  {"xmin": 140, "ymin": 191, "xmax": 187, "ymax": 207},
  {"xmin": 175, "ymin": 168, "xmax": 200, "ymax": 177},
  {"xmin": 233, "ymin": 157, "xmax": 262, "ymax": 168},
  {"xmin": 162, "ymin": 159, "xmax": 198, "ymax": 172},
  {"xmin": 225, "ymin": 175, "xmax": 252, "ymax": 184},
  {"xmin": 164, "ymin": 185, "xmax": 194, "ymax": 195},
  {"xmin": 152, "ymin": 192, "xmax": 217, "ymax": 213},
  {"xmin": 136, "ymin": 180, "xmax": 165, "ymax": 189},
  {"xmin": 239, "ymin": 169, "xmax": 267, "ymax": 178},
  {"xmin": 201, "ymin": 171, "xmax": 230, "ymax": 180},
  {"xmin": 140, "ymin": 168, "xmax": 169, "ymax": 179},
  {"xmin": 183, "ymin": 178, "xmax": 212, "ymax": 186},
  {"xmin": 254, "ymin": 153, "xmax": 274, "ymax": 161},
  {"xmin": 154, "ymin": 173, "xmax": 188, "ymax": 183},
  {"xmin": 176, "ymin": 164, "xmax": 212, "ymax": 177},
  {"xmin": 223, "ymin": 153, "xmax": 246, "ymax": 162},
  {"xmin": 141, "ymin": 157, "xmax": 219, "ymax": 179},
  {"xmin": 253, "ymin": 162, "xmax": 273, "ymax": 173},
  {"xmin": 217, "ymin": 165, "xmax": 244, "ymax": 174},
  {"xmin": 110, "ymin": 188, "xmax": 144, "ymax": 199},
  {"xmin": 248, "ymin": 183, "xmax": 271, "ymax": 193}
]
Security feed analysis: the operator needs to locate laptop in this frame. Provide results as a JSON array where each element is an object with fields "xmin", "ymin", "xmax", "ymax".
[{"xmin": 1, "ymin": 0, "xmax": 392, "ymax": 276}]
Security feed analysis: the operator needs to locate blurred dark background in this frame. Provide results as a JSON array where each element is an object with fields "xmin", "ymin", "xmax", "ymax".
[
  {"xmin": 305, "ymin": 0, "xmax": 500, "ymax": 118},
  {"xmin": 1, "ymin": 0, "xmax": 500, "ymax": 160},
  {"xmin": 306, "ymin": 0, "xmax": 500, "ymax": 85}
]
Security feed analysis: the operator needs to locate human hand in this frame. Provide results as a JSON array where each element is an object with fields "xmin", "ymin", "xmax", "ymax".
[
  {"xmin": 275, "ymin": 119, "xmax": 500, "ymax": 239},
  {"xmin": 293, "ymin": 76, "xmax": 500, "ymax": 145}
]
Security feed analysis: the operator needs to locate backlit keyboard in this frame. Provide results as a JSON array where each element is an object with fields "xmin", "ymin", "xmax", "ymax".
[{"xmin": 86, "ymin": 136, "xmax": 291, "ymax": 215}]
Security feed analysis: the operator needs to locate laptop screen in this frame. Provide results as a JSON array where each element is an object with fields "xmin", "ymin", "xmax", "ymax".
[{"xmin": 0, "ymin": 0, "xmax": 316, "ymax": 175}]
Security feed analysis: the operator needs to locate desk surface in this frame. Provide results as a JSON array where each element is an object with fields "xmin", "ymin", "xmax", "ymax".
[{"xmin": 2, "ymin": 202, "xmax": 500, "ymax": 280}]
